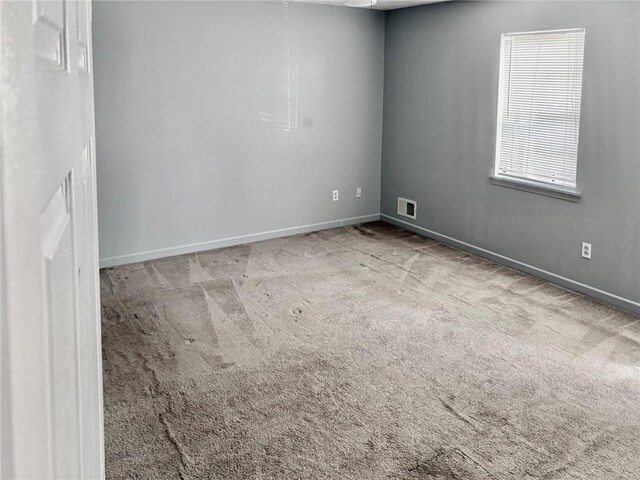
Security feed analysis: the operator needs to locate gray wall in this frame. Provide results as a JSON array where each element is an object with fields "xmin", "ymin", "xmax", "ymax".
[
  {"xmin": 93, "ymin": 1, "xmax": 384, "ymax": 265},
  {"xmin": 382, "ymin": 1, "xmax": 640, "ymax": 307}
]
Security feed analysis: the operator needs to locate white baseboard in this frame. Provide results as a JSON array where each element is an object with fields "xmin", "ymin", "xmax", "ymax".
[
  {"xmin": 99, "ymin": 213, "xmax": 380, "ymax": 269},
  {"xmin": 381, "ymin": 214, "xmax": 640, "ymax": 315},
  {"xmin": 98, "ymin": 211, "xmax": 639, "ymax": 315}
]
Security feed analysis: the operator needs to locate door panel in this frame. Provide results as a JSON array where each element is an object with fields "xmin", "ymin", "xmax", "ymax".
[
  {"xmin": 41, "ymin": 178, "xmax": 81, "ymax": 478},
  {"xmin": 32, "ymin": 0, "xmax": 67, "ymax": 69},
  {"xmin": 76, "ymin": 0, "xmax": 89, "ymax": 73},
  {"xmin": 73, "ymin": 139, "xmax": 103, "ymax": 478},
  {"xmin": 1, "ymin": 1, "xmax": 104, "ymax": 478}
]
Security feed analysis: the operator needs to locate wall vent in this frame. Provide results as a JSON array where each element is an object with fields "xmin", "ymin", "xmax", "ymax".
[{"xmin": 397, "ymin": 197, "xmax": 417, "ymax": 219}]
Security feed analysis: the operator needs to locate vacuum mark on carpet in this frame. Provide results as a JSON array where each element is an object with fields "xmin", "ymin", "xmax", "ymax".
[
  {"xmin": 439, "ymin": 398, "xmax": 479, "ymax": 431},
  {"xmin": 160, "ymin": 411, "xmax": 194, "ymax": 478}
]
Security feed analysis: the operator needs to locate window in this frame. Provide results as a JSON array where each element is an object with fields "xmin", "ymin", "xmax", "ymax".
[{"xmin": 493, "ymin": 28, "xmax": 586, "ymax": 195}]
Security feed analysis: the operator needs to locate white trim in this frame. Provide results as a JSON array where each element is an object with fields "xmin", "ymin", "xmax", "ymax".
[
  {"xmin": 489, "ymin": 175, "xmax": 581, "ymax": 202},
  {"xmin": 493, "ymin": 32, "xmax": 507, "ymax": 178},
  {"xmin": 99, "ymin": 214, "xmax": 381, "ymax": 268},
  {"xmin": 98, "ymin": 211, "xmax": 639, "ymax": 315},
  {"xmin": 504, "ymin": 27, "xmax": 585, "ymax": 37},
  {"xmin": 380, "ymin": 214, "xmax": 640, "ymax": 315}
]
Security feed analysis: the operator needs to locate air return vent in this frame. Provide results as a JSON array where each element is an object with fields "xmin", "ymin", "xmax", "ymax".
[{"xmin": 397, "ymin": 197, "xmax": 417, "ymax": 219}]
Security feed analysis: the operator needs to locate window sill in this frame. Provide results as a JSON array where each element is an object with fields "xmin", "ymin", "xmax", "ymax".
[{"xmin": 489, "ymin": 175, "xmax": 581, "ymax": 202}]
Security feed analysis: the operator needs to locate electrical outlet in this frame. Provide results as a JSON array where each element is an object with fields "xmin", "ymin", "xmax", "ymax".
[
  {"xmin": 581, "ymin": 242, "xmax": 592, "ymax": 259},
  {"xmin": 356, "ymin": 187, "xmax": 362, "ymax": 198},
  {"xmin": 332, "ymin": 190, "xmax": 339, "ymax": 201}
]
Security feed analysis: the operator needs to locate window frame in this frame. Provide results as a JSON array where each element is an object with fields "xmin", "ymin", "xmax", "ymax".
[{"xmin": 490, "ymin": 28, "xmax": 585, "ymax": 202}]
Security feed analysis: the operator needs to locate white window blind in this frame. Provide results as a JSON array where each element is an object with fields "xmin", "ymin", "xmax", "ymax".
[{"xmin": 494, "ymin": 28, "xmax": 585, "ymax": 189}]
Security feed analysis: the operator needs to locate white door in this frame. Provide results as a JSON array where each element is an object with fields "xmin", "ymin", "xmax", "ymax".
[{"xmin": 0, "ymin": 1, "xmax": 104, "ymax": 478}]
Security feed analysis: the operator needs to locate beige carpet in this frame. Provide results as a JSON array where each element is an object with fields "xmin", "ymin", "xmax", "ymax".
[{"xmin": 101, "ymin": 222, "xmax": 640, "ymax": 479}]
